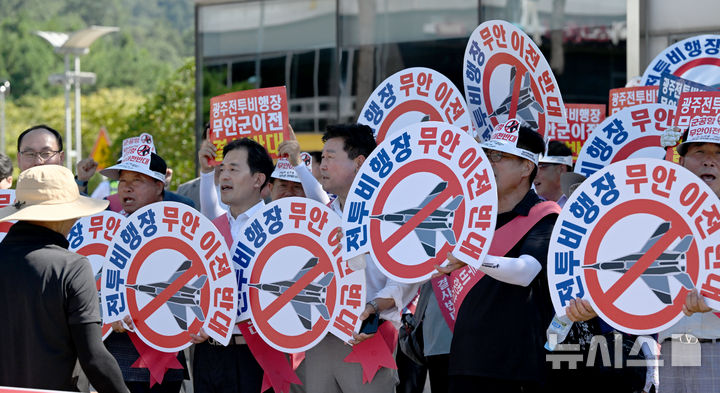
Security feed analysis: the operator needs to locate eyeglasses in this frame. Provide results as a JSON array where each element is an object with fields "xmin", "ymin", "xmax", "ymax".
[
  {"xmin": 484, "ymin": 150, "xmax": 515, "ymax": 163},
  {"xmin": 19, "ymin": 150, "xmax": 61, "ymax": 161}
]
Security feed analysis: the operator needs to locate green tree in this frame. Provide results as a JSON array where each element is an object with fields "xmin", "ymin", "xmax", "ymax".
[
  {"xmin": 112, "ymin": 58, "xmax": 196, "ymax": 190},
  {"xmin": 0, "ymin": 0, "xmax": 193, "ymax": 97}
]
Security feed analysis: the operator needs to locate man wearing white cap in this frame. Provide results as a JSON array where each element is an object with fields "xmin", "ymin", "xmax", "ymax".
[
  {"xmin": 99, "ymin": 136, "xmax": 189, "ymax": 392},
  {"xmin": 0, "ymin": 165, "xmax": 126, "ymax": 392},
  {"xmin": 658, "ymin": 126, "xmax": 720, "ymax": 392},
  {"xmin": 438, "ymin": 119, "xmax": 559, "ymax": 392},
  {"xmin": 267, "ymin": 153, "xmax": 312, "ymax": 200},
  {"xmin": 101, "ymin": 151, "xmax": 168, "ymax": 215},
  {"xmin": 534, "ymin": 140, "xmax": 574, "ymax": 206}
]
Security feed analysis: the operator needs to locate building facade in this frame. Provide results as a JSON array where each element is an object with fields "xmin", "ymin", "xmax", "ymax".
[{"xmin": 194, "ymin": 0, "xmax": 717, "ymax": 144}]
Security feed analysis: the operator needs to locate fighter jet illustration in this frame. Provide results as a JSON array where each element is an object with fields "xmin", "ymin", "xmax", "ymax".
[
  {"xmin": 489, "ymin": 66, "xmax": 545, "ymax": 130},
  {"xmin": 249, "ymin": 257, "xmax": 333, "ymax": 330},
  {"xmin": 370, "ymin": 182, "xmax": 463, "ymax": 257},
  {"xmin": 583, "ymin": 222, "xmax": 695, "ymax": 304},
  {"xmin": 126, "ymin": 260, "xmax": 207, "ymax": 330}
]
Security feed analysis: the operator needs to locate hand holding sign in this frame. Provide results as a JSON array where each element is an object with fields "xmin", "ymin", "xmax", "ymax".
[
  {"xmin": 198, "ymin": 139, "xmax": 217, "ymax": 174},
  {"xmin": 112, "ymin": 315, "xmax": 135, "ymax": 333},
  {"xmin": 565, "ymin": 298, "xmax": 597, "ymax": 322},
  {"xmin": 660, "ymin": 126, "xmax": 683, "ymax": 148},
  {"xmin": 278, "ymin": 124, "xmax": 301, "ymax": 167},
  {"xmin": 101, "ymin": 202, "xmax": 237, "ymax": 351},
  {"xmin": 343, "ymin": 121, "xmax": 498, "ymax": 283},
  {"xmin": 433, "ymin": 252, "xmax": 467, "ymax": 277},
  {"xmin": 548, "ymin": 158, "xmax": 720, "ymax": 335},
  {"xmin": 683, "ymin": 288, "xmax": 713, "ymax": 316}
]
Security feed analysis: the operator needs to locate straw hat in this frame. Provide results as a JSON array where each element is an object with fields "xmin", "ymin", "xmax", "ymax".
[{"xmin": 0, "ymin": 165, "xmax": 108, "ymax": 222}]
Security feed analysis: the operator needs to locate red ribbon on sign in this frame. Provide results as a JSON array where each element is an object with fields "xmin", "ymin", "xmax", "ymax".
[
  {"xmin": 127, "ymin": 332, "xmax": 184, "ymax": 387},
  {"xmin": 238, "ymin": 321, "xmax": 302, "ymax": 393},
  {"xmin": 433, "ymin": 201, "xmax": 562, "ymax": 330},
  {"xmin": 343, "ymin": 321, "xmax": 398, "ymax": 383}
]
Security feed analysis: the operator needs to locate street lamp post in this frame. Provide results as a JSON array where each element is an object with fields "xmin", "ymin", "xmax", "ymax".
[
  {"xmin": 36, "ymin": 26, "xmax": 118, "ymax": 169},
  {"xmin": 0, "ymin": 80, "xmax": 9, "ymax": 155}
]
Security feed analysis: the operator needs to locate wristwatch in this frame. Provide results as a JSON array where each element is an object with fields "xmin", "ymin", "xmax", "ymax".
[{"xmin": 368, "ymin": 299, "xmax": 379, "ymax": 315}]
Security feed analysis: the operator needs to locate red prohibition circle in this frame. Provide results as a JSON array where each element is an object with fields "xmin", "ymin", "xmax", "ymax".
[
  {"xmin": 584, "ymin": 199, "xmax": 698, "ymax": 330},
  {"xmin": 76, "ymin": 242, "xmax": 113, "ymax": 337},
  {"xmin": 376, "ymin": 100, "xmax": 444, "ymax": 143},
  {"xmin": 77, "ymin": 242, "xmax": 109, "ymax": 291},
  {"xmin": 370, "ymin": 158, "xmax": 466, "ymax": 280},
  {"xmin": 612, "ymin": 136, "xmax": 663, "ymax": 163},
  {"xmin": 77, "ymin": 242, "xmax": 108, "ymax": 258},
  {"xmin": 126, "ymin": 236, "xmax": 211, "ymax": 348},
  {"xmin": 673, "ymin": 57, "xmax": 720, "ymax": 79},
  {"xmin": 482, "ymin": 53, "xmax": 547, "ymax": 131},
  {"xmin": 249, "ymin": 233, "xmax": 337, "ymax": 350}
]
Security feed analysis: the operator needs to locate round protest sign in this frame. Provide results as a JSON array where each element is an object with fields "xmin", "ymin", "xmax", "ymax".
[
  {"xmin": 234, "ymin": 197, "xmax": 365, "ymax": 353},
  {"xmin": 343, "ymin": 121, "xmax": 497, "ymax": 283},
  {"xmin": 100, "ymin": 202, "xmax": 237, "ymax": 352},
  {"xmin": 463, "ymin": 19, "xmax": 566, "ymax": 142},
  {"xmin": 574, "ymin": 103, "xmax": 675, "ymax": 179},
  {"xmin": 547, "ymin": 158, "xmax": 720, "ymax": 335},
  {"xmin": 642, "ymin": 34, "xmax": 720, "ymax": 87},
  {"xmin": 0, "ymin": 189, "xmax": 15, "ymax": 242},
  {"xmin": 68, "ymin": 211, "xmax": 125, "ymax": 340},
  {"xmin": 358, "ymin": 67, "xmax": 473, "ymax": 142}
]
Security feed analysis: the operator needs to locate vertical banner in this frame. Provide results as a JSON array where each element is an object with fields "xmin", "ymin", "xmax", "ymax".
[
  {"xmin": 463, "ymin": 19, "xmax": 566, "ymax": 141},
  {"xmin": 90, "ymin": 127, "xmax": 113, "ymax": 170},
  {"xmin": 209, "ymin": 86, "xmax": 290, "ymax": 163}
]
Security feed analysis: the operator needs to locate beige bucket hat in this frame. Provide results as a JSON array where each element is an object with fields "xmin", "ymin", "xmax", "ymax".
[{"xmin": 0, "ymin": 165, "xmax": 109, "ymax": 222}]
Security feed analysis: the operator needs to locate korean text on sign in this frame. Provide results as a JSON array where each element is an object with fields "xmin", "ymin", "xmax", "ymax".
[
  {"xmin": 209, "ymin": 86, "xmax": 290, "ymax": 162},
  {"xmin": 608, "ymin": 86, "xmax": 659, "ymax": 115},
  {"xmin": 358, "ymin": 67, "xmax": 473, "ymax": 142},
  {"xmin": 342, "ymin": 121, "xmax": 497, "ymax": 283},
  {"xmin": 237, "ymin": 197, "xmax": 365, "ymax": 352},
  {"xmin": 574, "ymin": 104, "xmax": 675, "ymax": 178},
  {"xmin": 545, "ymin": 104, "xmax": 606, "ymax": 161},
  {"xmin": 101, "ymin": 201, "xmax": 237, "ymax": 352},
  {"xmin": 463, "ymin": 19, "xmax": 566, "ymax": 142}
]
